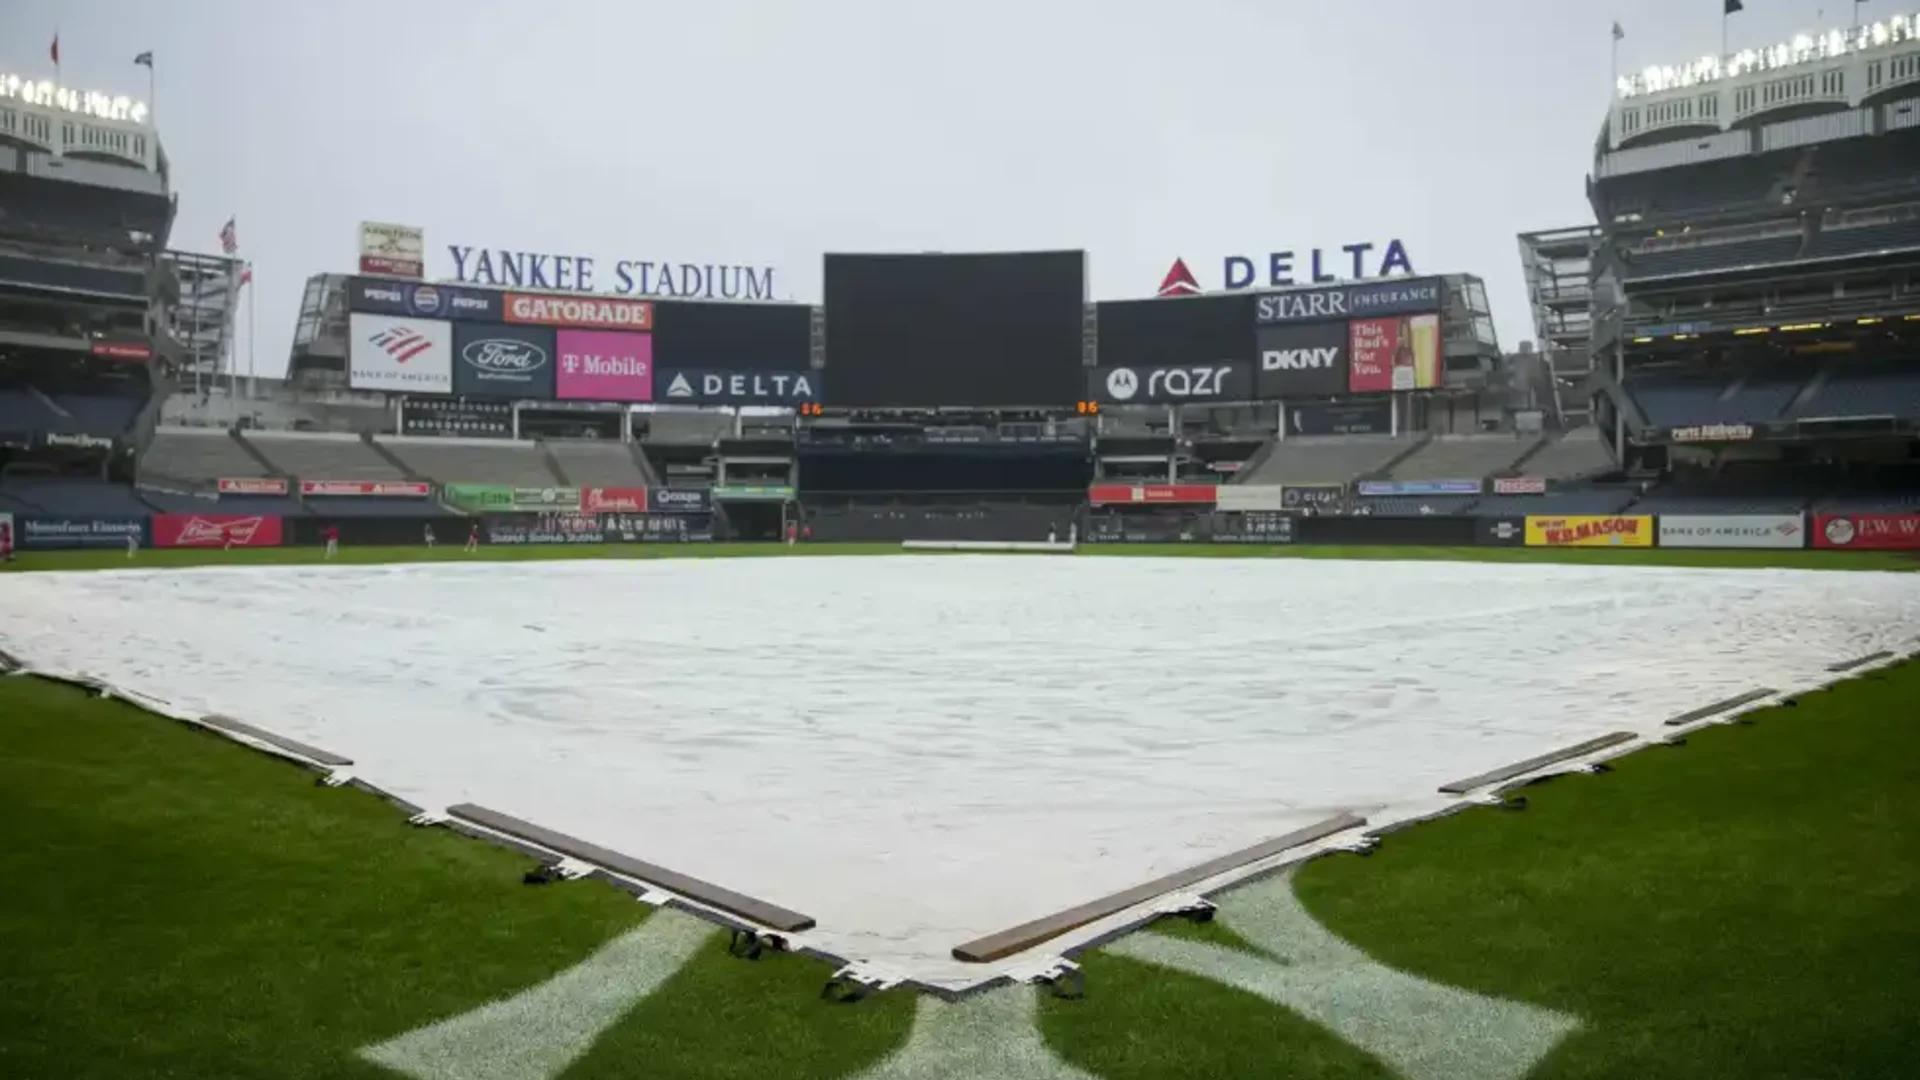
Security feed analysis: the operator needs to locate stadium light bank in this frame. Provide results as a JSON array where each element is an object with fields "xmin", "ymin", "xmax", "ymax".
[
  {"xmin": 0, "ymin": 73, "xmax": 148, "ymax": 125},
  {"xmin": 1616, "ymin": 11, "xmax": 1919, "ymax": 99}
]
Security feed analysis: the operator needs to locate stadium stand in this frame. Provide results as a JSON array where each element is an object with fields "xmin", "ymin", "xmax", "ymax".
[
  {"xmin": 1623, "ymin": 235, "xmax": 1805, "ymax": 281},
  {"xmin": 301, "ymin": 497, "xmax": 441, "ymax": 518},
  {"xmin": 1809, "ymin": 218, "xmax": 1920, "ymax": 260},
  {"xmin": 1523, "ymin": 430, "xmax": 1615, "ymax": 481},
  {"xmin": 0, "ymin": 387, "xmax": 143, "ymax": 437},
  {"xmin": 137, "ymin": 488, "xmax": 306, "ymax": 516},
  {"xmin": 1388, "ymin": 435, "xmax": 1536, "ymax": 481},
  {"xmin": 243, "ymin": 431, "xmax": 408, "ymax": 480},
  {"xmin": 142, "ymin": 428, "xmax": 278, "ymax": 486},
  {"xmin": 641, "ymin": 412, "xmax": 732, "ymax": 445},
  {"xmin": 376, "ymin": 437, "xmax": 556, "ymax": 486},
  {"xmin": 0, "ymin": 477, "xmax": 155, "ymax": 516},
  {"xmin": 543, "ymin": 440, "xmax": 656, "ymax": 488},
  {"xmin": 1470, "ymin": 490, "xmax": 1637, "ymax": 517},
  {"xmin": 1238, "ymin": 437, "xmax": 1410, "ymax": 486},
  {"xmin": 1789, "ymin": 361, "xmax": 1920, "ymax": 419}
]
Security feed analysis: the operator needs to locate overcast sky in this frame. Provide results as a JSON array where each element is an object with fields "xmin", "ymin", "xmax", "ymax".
[{"xmin": 6, "ymin": 0, "xmax": 1880, "ymax": 378}]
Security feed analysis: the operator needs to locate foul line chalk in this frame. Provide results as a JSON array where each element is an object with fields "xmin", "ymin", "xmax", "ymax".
[
  {"xmin": 1664, "ymin": 688, "xmax": 1778, "ymax": 727},
  {"xmin": 447, "ymin": 803, "xmax": 816, "ymax": 933},
  {"xmin": 951, "ymin": 812, "xmax": 1365, "ymax": 964},
  {"xmin": 1438, "ymin": 732, "xmax": 1636, "ymax": 795}
]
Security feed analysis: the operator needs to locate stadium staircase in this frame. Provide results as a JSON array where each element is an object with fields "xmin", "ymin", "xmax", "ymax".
[
  {"xmin": 1500, "ymin": 435, "xmax": 1554, "ymax": 476},
  {"xmin": 628, "ymin": 442, "xmax": 662, "ymax": 487},
  {"xmin": 1360, "ymin": 435, "xmax": 1433, "ymax": 482},
  {"xmin": 231, "ymin": 429, "xmax": 290, "ymax": 478},
  {"xmin": 1231, "ymin": 437, "xmax": 1279, "ymax": 484},
  {"xmin": 537, "ymin": 441, "xmax": 571, "ymax": 486},
  {"xmin": 364, "ymin": 434, "xmax": 428, "ymax": 481}
]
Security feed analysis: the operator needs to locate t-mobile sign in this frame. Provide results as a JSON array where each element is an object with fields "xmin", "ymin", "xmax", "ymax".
[{"xmin": 555, "ymin": 329, "xmax": 653, "ymax": 401}]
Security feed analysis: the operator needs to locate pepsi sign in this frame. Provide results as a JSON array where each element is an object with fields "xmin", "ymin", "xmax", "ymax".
[{"xmin": 348, "ymin": 277, "xmax": 501, "ymax": 321}]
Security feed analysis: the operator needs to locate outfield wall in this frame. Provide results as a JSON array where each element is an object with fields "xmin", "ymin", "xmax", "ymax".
[{"xmin": 16, "ymin": 508, "xmax": 1918, "ymax": 551}]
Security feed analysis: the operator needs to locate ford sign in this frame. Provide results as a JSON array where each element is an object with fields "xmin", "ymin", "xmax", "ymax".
[{"xmin": 463, "ymin": 338, "xmax": 546, "ymax": 374}]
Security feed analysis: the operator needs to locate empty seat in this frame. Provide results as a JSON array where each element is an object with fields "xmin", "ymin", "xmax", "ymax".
[
  {"xmin": 546, "ymin": 440, "xmax": 653, "ymax": 487},
  {"xmin": 377, "ymin": 437, "xmax": 554, "ymax": 486},
  {"xmin": 245, "ymin": 432, "xmax": 406, "ymax": 480}
]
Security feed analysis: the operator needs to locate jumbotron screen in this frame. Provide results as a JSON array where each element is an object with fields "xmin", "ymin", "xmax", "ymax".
[
  {"xmin": 651, "ymin": 299, "xmax": 812, "ymax": 371},
  {"xmin": 823, "ymin": 251, "xmax": 1086, "ymax": 408},
  {"xmin": 1094, "ymin": 293, "xmax": 1256, "ymax": 371}
]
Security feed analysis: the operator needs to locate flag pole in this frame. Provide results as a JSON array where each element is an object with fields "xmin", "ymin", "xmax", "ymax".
[{"xmin": 247, "ymin": 265, "xmax": 256, "ymax": 399}]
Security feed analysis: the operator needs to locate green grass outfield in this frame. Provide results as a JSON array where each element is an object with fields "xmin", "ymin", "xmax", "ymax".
[
  {"xmin": 4, "ymin": 540, "xmax": 1916, "ymax": 573},
  {"xmin": 2, "ymin": 547, "xmax": 1916, "ymax": 1078}
]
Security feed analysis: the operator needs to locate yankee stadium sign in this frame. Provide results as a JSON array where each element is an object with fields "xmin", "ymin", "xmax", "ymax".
[{"xmin": 447, "ymin": 245, "xmax": 777, "ymax": 301}]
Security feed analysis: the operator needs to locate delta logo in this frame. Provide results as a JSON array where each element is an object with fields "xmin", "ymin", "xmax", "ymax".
[
  {"xmin": 1156, "ymin": 258, "xmax": 1201, "ymax": 297},
  {"xmin": 1158, "ymin": 241, "xmax": 1416, "ymax": 294}
]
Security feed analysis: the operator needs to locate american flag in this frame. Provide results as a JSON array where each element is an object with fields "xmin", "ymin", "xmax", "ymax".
[
  {"xmin": 219, "ymin": 217, "xmax": 237, "ymax": 255},
  {"xmin": 238, "ymin": 263, "xmax": 252, "ymax": 287}
]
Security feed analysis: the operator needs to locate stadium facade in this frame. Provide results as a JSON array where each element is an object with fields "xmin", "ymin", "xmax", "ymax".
[{"xmin": 5, "ymin": 16, "xmax": 1920, "ymax": 552}]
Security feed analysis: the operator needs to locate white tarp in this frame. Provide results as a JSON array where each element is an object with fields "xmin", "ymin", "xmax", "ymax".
[
  {"xmin": 1, "ymin": 557, "xmax": 1915, "ymax": 988},
  {"xmin": 1659, "ymin": 514, "xmax": 1807, "ymax": 549}
]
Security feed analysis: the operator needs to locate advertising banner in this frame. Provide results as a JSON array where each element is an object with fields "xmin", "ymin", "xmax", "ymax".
[
  {"xmin": 151, "ymin": 513, "xmax": 284, "ymax": 548},
  {"xmin": 19, "ymin": 516, "xmax": 147, "ymax": 549},
  {"xmin": 90, "ymin": 340, "xmax": 153, "ymax": 361},
  {"xmin": 300, "ymin": 480, "xmax": 432, "ymax": 497},
  {"xmin": 1812, "ymin": 513, "xmax": 1920, "ymax": 550},
  {"xmin": 1524, "ymin": 514, "xmax": 1653, "ymax": 548},
  {"xmin": 218, "ymin": 478, "xmax": 290, "ymax": 495},
  {"xmin": 1349, "ymin": 314, "xmax": 1441, "ymax": 393},
  {"xmin": 656, "ymin": 368, "xmax": 823, "ymax": 405},
  {"xmin": 556, "ymin": 329, "xmax": 652, "ymax": 401},
  {"xmin": 452, "ymin": 322, "xmax": 557, "ymax": 399},
  {"xmin": 1492, "ymin": 476, "xmax": 1548, "ymax": 495},
  {"xmin": 1215, "ymin": 485, "xmax": 1286, "ymax": 512},
  {"xmin": 711, "ymin": 484, "xmax": 795, "ymax": 501},
  {"xmin": 1659, "ymin": 514, "xmax": 1806, "ymax": 549},
  {"xmin": 1087, "ymin": 483, "xmax": 1218, "ymax": 507},
  {"xmin": 1282, "ymin": 484, "xmax": 1347, "ymax": 511},
  {"xmin": 1477, "ymin": 517, "xmax": 1527, "ymax": 546},
  {"xmin": 1254, "ymin": 276, "xmax": 1442, "ymax": 324},
  {"xmin": 349, "ymin": 312, "xmax": 452, "ymax": 393},
  {"xmin": 1284, "ymin": 398, "xmax": 1392, "ymax": 436},
  {"xmin": 1086, "ymin": 364, "xmax": 1252, "ymax": 405},
  {"xmin": 1356, "ymin": 479, "xmax": 1482, "ymax": 497},
  {"xmin": 40, "ymin": 432, "xmax": 115, "ymax": 451},
  {"xmin": 505, "ymin": 293, "xmax": 654, "ymax": 330},
  {"xmin": 443, "ymin": 483, "xmax": 514, "ymax": 512},
  {"xmin": 511, "ymin": 486, "xmax": 582, "ymax": 511},
  {"xmin": 1256, "ymin": 322, "xmax": 1349, "ymax": 398},
  {"xmin": 349, "ymin": 279, "xmax": 500, "ymax": 321},
  {"xmin": 445, "ymin": 485, "xmax": 580, "ymax": 512},
  {"xmin": 359, "ymin": 221, "xmax": 425, "ymax": 278},
  {"xmin": 1213, "ymin": 511, "xmax": 1297, "ymax": 544},
  {"xmin": 580, "ymin": 486, "xmax": 649, "ymax": 513},
  {"xmin": 486, "ymin": 513, "xmax": 708, "ymax": 545},
  {"xmin": 648, "ymin": 487, "xmax": 713, "ymax": 514},
  {"xmin": 1668, "ymin": 423, "xmax": 1755, "ymax": 444}
]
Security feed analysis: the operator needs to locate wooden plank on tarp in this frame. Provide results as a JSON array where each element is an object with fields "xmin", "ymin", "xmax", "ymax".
[
  {"xmin": 1665, "ymin": 688, "xmax": 1777, "ymax": 726},
  {"xmin": 950, "ymin": 811, "xmax": 1366, "ymax": 964},
  {"xmin": 1438, "ymin": 732, "xmax": 1636, "ymax": 795},
  {"xmin": 200, "ymin": 713, "xmax": 353, "ymax": 767},
  {"xmin": 447, "ymin": 802, "xmax": 815, "ymax": 933},
  {"xmin": 1826, "ymin": 651, "xmax": 1892, "ymax": 674}
]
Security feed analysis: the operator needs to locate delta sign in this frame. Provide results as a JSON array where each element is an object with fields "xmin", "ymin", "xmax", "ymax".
[{"xmin": 1156, "ymin": 240, "xmax": 1416, "ymax": 296}]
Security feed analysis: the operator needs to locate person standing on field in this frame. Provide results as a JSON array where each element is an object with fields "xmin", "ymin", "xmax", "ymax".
[
  {"xmin": 465, "ymin": 522, "xmax": 480, "ymax": 553},
  {"xmin": 126, "ymin": 531, "xmax": 138, "ymax": 560},
  {"xmin": 323, "ymin": 524, "xmax": 340, "ymax": 560},
  {"xmin": 424, "ymin": 524, "xmax": 436, "ymax": 549}
]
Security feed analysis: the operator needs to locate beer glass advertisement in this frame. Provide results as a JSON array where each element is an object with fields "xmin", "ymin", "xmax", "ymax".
[{"xmin": 1347, "ymin": 313, "xmax": 1440, "ymax": 393}]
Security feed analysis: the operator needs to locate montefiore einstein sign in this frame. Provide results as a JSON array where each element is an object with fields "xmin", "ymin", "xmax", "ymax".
[{"xmin": 448, "ymin": 245, "xmax": 777, "ymax": 301}]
